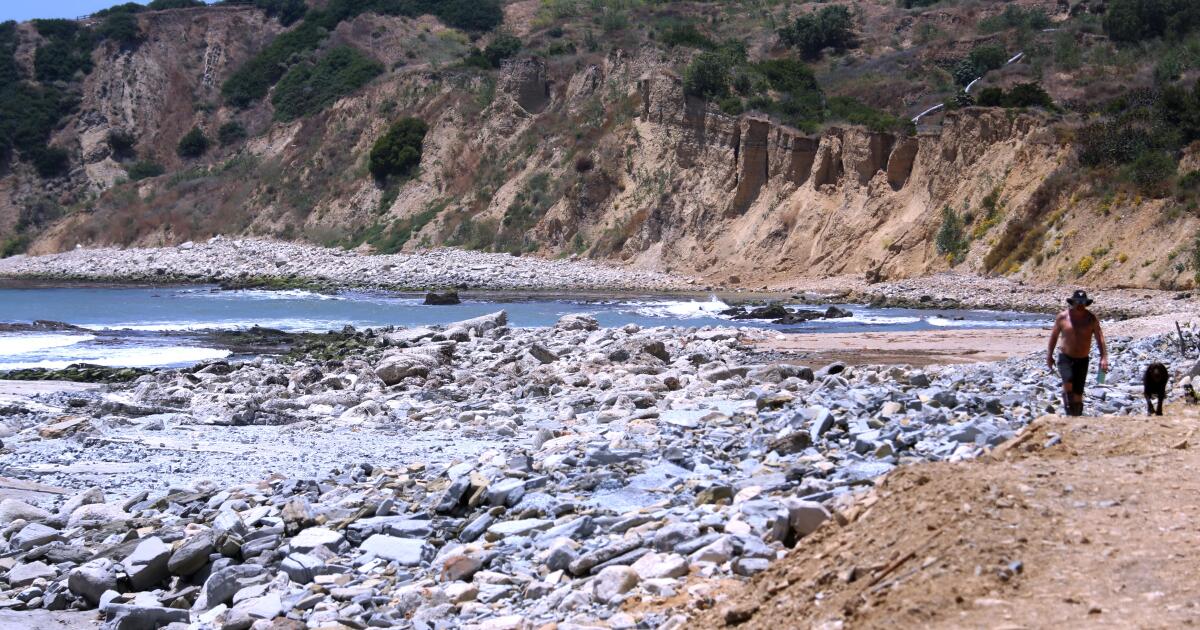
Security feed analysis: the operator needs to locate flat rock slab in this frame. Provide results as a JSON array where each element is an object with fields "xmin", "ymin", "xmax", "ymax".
[
  {"xmin": 12, "ymin": 462, "xmax": 149, "ymax": 475},
  {"xmin": 0, "ymin": 381, "xmax": 101, "ymax": 396},
  {"xmin": 359, "ymin": 535, "xmax": 431, "ymax": 566},
  {"xmin": 0, "ymin": 609, "xmax": 96, "ymax": 630}
]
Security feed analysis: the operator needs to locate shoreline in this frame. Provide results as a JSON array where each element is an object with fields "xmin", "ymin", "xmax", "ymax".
[{"xmin": 2, "ymin": 239, "xmax": 1196, "ymax": 318}]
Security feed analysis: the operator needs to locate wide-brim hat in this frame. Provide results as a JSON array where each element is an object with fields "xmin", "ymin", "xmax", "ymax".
[{"xmin": 1067, "ymin": 289, "xmax": 1093, "ymax": 306}]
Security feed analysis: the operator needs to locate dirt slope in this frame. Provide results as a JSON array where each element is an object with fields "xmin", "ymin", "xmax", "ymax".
[{"xmin": 693, "ymin": 406, "xmax": 1200, "ymax": 629}]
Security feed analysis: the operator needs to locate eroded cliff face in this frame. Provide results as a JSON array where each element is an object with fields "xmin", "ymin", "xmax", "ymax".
[{"xmin": 14, "ymin": 12, "xmax": 1198, "ymax": 290}]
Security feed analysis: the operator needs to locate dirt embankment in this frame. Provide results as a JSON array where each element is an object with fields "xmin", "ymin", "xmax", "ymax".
[{"xmin": 690, "ymin": 406, "xmax": 1200, "ymax": 629}]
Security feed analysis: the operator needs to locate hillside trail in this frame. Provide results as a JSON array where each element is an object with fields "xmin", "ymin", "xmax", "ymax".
[{"xmin": 692, "ymin": 403, "xmax": 1200, "ymax": 629}]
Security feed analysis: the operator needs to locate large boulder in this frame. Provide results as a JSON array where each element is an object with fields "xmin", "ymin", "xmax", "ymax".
[
  {"xmin": 423, "ymin": 291, "xmax": 461, "ymax": 305},
  {"xmin": 443, "ymin": 311, "xmax": 507, "ymax": 341},
  {"xmin": 68, "ymin": 503, "xmax": 129, "ymax": 528},
  {"xmin": 0, "ymin": 499, "xmax": 50, "ymax": 524},
  {"xmin": 7, "ymin": 561, "xmax": 56, "ymax": 587},
  {"xmin": 374, "ymin": 352, "xmax": 443, "ymax": 385},
  {"xmin": 167, "ymin": 531, "xmax": 215, "ymax": 576},
  {"xmin": 123, "ymin": 537, "xmax": 171, "ymax": 591},
  {"xmin": 555, "ymin": 313, "xmax": 599, "ymax": 331},
  {"xmin": 68, "ymin": 559, "xmax": 119, "ymax": 605}
]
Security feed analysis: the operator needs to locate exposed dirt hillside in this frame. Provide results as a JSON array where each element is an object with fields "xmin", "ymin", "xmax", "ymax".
[
  {"xmin": 692, "ymin": 406, "xmax": 1200, "ymax": 629},
  {"xmin": 2, "ymin": 0, "xmax": 1199, "ymax": 290}
]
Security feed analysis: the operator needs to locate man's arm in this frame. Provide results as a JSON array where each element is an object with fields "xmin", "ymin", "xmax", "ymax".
[
  {"xmin": 1094, "ymin": 317, "xmax": 1109, "ymax": 371},
  {"xmin": 1047, "ymin": 315, "xmax": 1061, "ymax": 369}
]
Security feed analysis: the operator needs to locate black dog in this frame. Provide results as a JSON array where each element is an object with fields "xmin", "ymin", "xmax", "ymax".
[{"xmin": 1143, "ymin": 363, "xmax": 1169, "ymax": 416}]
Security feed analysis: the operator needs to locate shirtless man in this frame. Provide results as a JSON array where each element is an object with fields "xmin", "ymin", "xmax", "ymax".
[{"xmin": 1046, "ymin": 290, "xmax": 1109, "ymax": 416}]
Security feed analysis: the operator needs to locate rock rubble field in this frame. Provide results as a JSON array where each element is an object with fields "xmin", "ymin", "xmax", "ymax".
[
  {"xmin": 0, "ymin": 238, "xmax": 696, "ymax": 293},
  {"xmin": 0, "ymin": 310, "xmax": 1196, "ymax": 630}
]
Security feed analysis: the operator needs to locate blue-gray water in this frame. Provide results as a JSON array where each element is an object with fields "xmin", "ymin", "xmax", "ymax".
[{"xmin": 0, "ymin": 287, "xmax": 1048, "ymax": 369}]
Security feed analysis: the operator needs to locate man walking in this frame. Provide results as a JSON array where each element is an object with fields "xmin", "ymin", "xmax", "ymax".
[{"xmin": 1047, "ymin": 290, "xmax": 1109, "ymax": 416}]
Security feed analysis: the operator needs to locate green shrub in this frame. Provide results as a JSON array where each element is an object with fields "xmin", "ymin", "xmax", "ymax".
[
  {"xmin": 0, "ymin": 69, "xmax": 78, "ymax": 163},
  {"xmin": 719, "ymin": 96, "xmax": 744, "ymax": 116},
  {"xmin": 217, "ymin": 121, "xmax": 246, "ymax": 145},
  {"xmin": 935, "ymin": 205, "xmax": 966, "ymax": 262},
  {"xmin": 32, "ymin": 20, "xmax": 96, "ymax": 83},
  {"xmin": 683, "ymin": 52, "xmax": 732, "ymax": 99},
  {"xmin": 1104, "ymin": 0, "xmax": 1200, "ymax": 43},
  {"xmin": 1192, "ymin": 234, "xmax": 1200, "ymax": 284},
  {"xmin": 221, "ymin": 19, "xmax": 326, "ymax": 107},
  {"xmin": 484, "ymin": 33, "xmax": 522, "ymax": 68},
  {"xmin": 827, "ymin": 96, "xmax": 912, "ymax": 134},
  {"xmin": 177, "ymin": 126, "xmax": 210, "ymax": 158},
  {"xmin": 979, "ymin": 5, "xmax": 1050, "ymax": 34},
  {"xmin": 97, "ymin": 12, "xmax": 143, "ymax": 47},
  {"xmin": 435, "ymin": 0, "xmax": 504, "ymax": 32},
  {"xmin": 125, "ymin": 160, "xmax": 165, "ymax": 181},
  {"xmin": 0, "ymin": 234, "xmax": 31, "ymax": 258},
  {"xmin": 369, "ymin": 117, "xmax": 428, "ymax": 180},
  {"xmin": 899, "ymin": 0, "xmax": 941, "ymax": 7},
  {"xmin": 30, "ymin": 146, "xmax": 69, "ymax": 177},
  {"xmin": 272, "ymin": 47, "xmax": 383, "ymax": 121},
  {"xmin": 659, "ymin": 23, "xmax": 715, "ymax": 49},
  {"xmin": 147, "ymin": 0, "xmax": 205, "ymax": 9},
  {"xmin": 779, "ymin": 5, "xmax": 855, "ymax": 60},
  {"xmin": 238, "ymin": 0, "xmax": 307, "ymax": 26},
  {"xmin": 94, "ymin": 3, "xmax": 145, "ymax": 17},
  {"xmin": 1128, "ymin": 150, "xmax": 1177, "ymax": 196},
  {"xmin": 975, "ymin": 82, "xmax": 1054, "ymax": 108}
]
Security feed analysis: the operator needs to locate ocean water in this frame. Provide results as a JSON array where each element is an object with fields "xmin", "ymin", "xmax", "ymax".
[{"xmin": 0, "ymin": 287, "xmax": 1048, "ymax": 369}]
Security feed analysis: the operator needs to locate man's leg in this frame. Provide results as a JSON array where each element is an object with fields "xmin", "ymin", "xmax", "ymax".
[{"xmin": 1062, "ymin": 382, "xmax": 1075, "ymax": 416}]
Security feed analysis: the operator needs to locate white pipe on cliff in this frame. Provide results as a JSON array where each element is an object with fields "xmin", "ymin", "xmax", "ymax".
[
  {"xmin": 911, "ymin": 103, "xmax": 944, "ymax": 124},
  {"xmin": 911, "ymin": 50, "xmax": 1024, "ymax": 123}
]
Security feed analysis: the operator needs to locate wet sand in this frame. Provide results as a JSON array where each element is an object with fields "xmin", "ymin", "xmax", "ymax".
[{"xmin": 758, "ymin": 312, "xmax": 1199, "ymax": 367}]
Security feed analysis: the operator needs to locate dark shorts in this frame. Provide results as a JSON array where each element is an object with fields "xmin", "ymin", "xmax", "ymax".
[{"xmin": 1057, "ymin": 352, "xmax": 1089, "ymax": 393}]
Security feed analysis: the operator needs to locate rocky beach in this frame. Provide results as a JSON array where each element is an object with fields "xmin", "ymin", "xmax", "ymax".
[
  {"xmin": 3, "ymin": 239, "xmax": 1197, "ymax": 319},
  {"xmin": 1, "ymin": 295, "xmax": 1197, "ymax": 628}
]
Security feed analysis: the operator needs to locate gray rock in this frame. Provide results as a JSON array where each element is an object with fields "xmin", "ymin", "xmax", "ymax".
[
  {"xmin": 555, "ymin": 314, "xmax": 599, "ymax": 331},
  {"xmin": 101, "ymin": 603, "xmax": 188, "ymax": 630},
  {"xmin": 194, "ymin": 564, "xmax": 265, "ymax": 610},
  {"xmin": 689, "ymin": 535, "xmax": 735, "ymax": 564},
  {"xmin": 631, "ymin": 552, "xmax": 688, "ymax": 579},
  {"xmin": 459, "ymin": 513, "xmax": 494, "ymax": 543},
  {"xmin": 124, "ymin": 537, "xmax": 171, "ymax": 591},
  {"xmin": 809, "ymin": 406, "xmax": 835, "ymax": 442},
  {"xmin": 653, "ymin": 522, "xmax": 700, "ymax": 552},
  {"xmin": 7, "ymin": 561, "xmax": 56, "ymax": 587},
  {"xmin": 12, "ymin": 522, "xmax": 64, "ymax": 551},
  {"xmin": 484, "ymin": 478, "xmax": 526, "ymax": 507},
  {"xmin": 785, "ymin": 500, "xmax": 831, "ymax": 538},
  {"xmin": 593, "ymin": 565, "xmax": 639, "ymax": 604},
  {"xmin": 0, "ymin": 499, "xmax": 50, "ymax": 524},
  {"xmin": 68, "ymin": 503, "xmax": 129, "ymax": 528},
  {"xmin": 544, "ymin": 538, "xmax": 578, "ymax": 572},
  {"xmin": 528, "ymin": 344, "xmax": 558, "ymax": 364},
  {"xmin": 290, "ymin": 526, "xmax": 343, "ymax": 552},
  {"xmin": 68, "ymin": 559, "xmax": 118, "ymax": 605},
  {"xmin": 167, "ymin": 531, "xmax": 214, "ymax": 576},
  {"xmin": 56, "ymin": 487, "xmax": 104, "ymax": 519},
  {"xmin": 280, "ymin": 552, "xmax": 324, "ymax": 584},
  {"xmin": 486, "ymin": 518, "xmax": 552, "ymax": 538},
  {"xmin": 732, "ymin": 557, "xmax": 772, "ymax": 576},
  {"xmin": 360, "ymin": 535, "xmax": 431, "ymax": 566}
]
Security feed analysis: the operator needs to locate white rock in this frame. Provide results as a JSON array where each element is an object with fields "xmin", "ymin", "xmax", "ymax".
[
  {"xmin": 631, "ymin": 552, "xmax": 689, "ymax": 580},
  {"xmin": 592, "ymin": 565, "xmax": 639, "ymax": 604}
]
